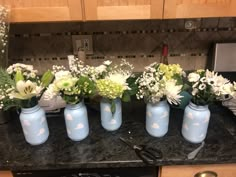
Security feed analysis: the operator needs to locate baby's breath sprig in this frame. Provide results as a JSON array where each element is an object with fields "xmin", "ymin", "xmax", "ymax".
[
  {"xmin": 0, "ymin": 5, "xmax": 9, "ymax": 67},
  {"xmin": 136, "ymin": 63, "xmax": 184, "ymax": 105}
]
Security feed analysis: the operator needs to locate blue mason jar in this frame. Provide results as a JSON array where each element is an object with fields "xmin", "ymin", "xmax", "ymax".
[
  {"xmin": 20, "ymin": 104, "xmax": 49, "ymax": 145},
  {"xmin": 64, "ymin": 101, "xmax": 89, "ymax": 141},
  {"xmin": 182, "ymin": 102, "xmax": 210, "ymax": 143},
  {"xmin": 146, "ymin": 100, "xmax": 170, "ymax": 137},
  {"xmin": 100, "ymin": 98, "xmax": 122, "ymax": 131}
]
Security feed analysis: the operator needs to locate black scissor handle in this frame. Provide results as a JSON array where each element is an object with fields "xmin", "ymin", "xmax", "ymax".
[
  {"xmin": 143, "ymin": 146, "xmax": 163, "ymax": 159},
  {"xmin": 135, "ymin": 149, "xmax": 157, "ymax": 165}
]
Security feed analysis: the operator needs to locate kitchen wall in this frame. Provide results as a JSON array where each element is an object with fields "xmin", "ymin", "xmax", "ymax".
[{"xmin": 8, "ymin": 17, "xmax": 236, "ymax": 73}]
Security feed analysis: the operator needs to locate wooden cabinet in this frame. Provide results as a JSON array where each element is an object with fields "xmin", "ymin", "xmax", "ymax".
[
  {"xmin": 0, "ymin": 0, "xmax": 83, "ymax": 22},
  {"xmin": 1, "ymin": 0, "xmax": 236, "ymax": 22},
  {"xmin": 159, "ymin": 164, "xmax": 236, "ymax": 177},
  {"xmin": 164, "ymin": 0, "xmax": 236, "ymax": 19},
  {"xmin": 83, "ymin": 0, "xmax": 164, "ymax": 20},
  {"xmin": 0, "ymin": 171, "xmax": 13, "ymax": 177}
]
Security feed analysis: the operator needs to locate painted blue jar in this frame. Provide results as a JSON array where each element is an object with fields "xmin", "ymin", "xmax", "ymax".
[
  {"xmin": 182, "ymin": 102, "xmax": 210, "ymax": 143},
  {"xmin": 100, "ymin": 98, "xmax": 122, "ymax": 131},
  {"xmin": 146, "ymin": 100, "xmax": 170, "ymax": 137},
  {"xmin": 20, "ymin": 104, "xmax": 49, "ymax": 145},
  {"xmin": 64, "ymin": 101, "xmax": 89, "ymax": 141}
]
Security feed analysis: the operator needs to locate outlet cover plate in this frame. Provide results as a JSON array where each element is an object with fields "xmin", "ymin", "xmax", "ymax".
[{"xmin": 72, "ymin": 35, "xmax": 93, "ymax": 55}]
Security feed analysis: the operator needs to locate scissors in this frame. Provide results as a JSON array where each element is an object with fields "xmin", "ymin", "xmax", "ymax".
[{"xmin": 119, "ymin": 137, "xmax": 163, "ymax": 165}]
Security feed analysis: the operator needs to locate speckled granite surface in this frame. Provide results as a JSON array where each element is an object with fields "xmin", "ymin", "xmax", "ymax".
[{"xmin": 0, "ymin": 102, "xmax": 235, "ymax": 171}]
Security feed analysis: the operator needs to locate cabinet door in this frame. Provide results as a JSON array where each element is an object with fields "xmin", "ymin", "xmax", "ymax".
[
  {"xmin": 84, "ymin": 0, "xmax": 163, "ymax": 20},
  {"xmin": 0, "ymin": 0, "xmax": 83, "ymax": 22},
  {"xmin": 164, "ymin": 0, "xmax": 236, "ymax": 19},
  {"xmin": 160, "ymin": 164, "xmax": 236, "ymax": 177},
  {"xmin": 0, "ymin": 171, "xmax": 13, "ymax": 177}
]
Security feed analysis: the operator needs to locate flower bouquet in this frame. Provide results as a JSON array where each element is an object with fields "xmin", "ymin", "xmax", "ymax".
[
  {"xmin": 136, "ymin": 63, "xmax": 184, "ymax": 137},
  {"xmin": 222, "ymin": 82, "xmax": 236, "ymax": 116},
  {"xmin": 0, "ymin": 63, "xmax": 54, "ymax": 145},
  {"xmin": 187, "ymin": 69, "xmax": 234, "ymax": 105},
  {"xmin": 0, "ymin": 5, "xmax": 10, "ymax": 124},
  {"xmin": 45, "ymin": 55, "xmax": 96, "ymax": 141},
  {"xmin": 182, "ymin": 69, "xmax": 235, "ymax": 143},
  {"xmin": 94, "ymin": 59, "xmax": 135, "ymax": 131}
]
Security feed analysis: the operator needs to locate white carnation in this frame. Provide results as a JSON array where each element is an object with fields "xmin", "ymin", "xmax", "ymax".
[{"xmin": 188, "ymin": 73, "xmax": 200, "ymax": 82}]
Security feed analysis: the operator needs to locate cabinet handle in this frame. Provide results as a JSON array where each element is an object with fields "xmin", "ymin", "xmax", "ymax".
[{"xmin": 194, "ymin": 171, "xmax": 218, "ymax": 177}]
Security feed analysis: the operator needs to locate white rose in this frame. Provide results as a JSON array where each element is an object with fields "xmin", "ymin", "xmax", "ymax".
[
  {"xmin": 103, "ymin": 60, "xmax": 112, "ymax": 65},
  {"xmin": 188, "ymin": 73, "xmax": 200, "ymax": 82}
]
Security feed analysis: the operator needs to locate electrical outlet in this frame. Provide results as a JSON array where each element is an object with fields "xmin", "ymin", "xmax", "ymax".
[{"xmin": 72, "ymin": 35, "xmax": 93, "ymax": 55}]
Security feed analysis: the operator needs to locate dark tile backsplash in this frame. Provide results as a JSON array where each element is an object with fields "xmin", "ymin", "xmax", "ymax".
[{"xmin": 8, "ymin": 17, "xmax": 236, "ymax": 72}]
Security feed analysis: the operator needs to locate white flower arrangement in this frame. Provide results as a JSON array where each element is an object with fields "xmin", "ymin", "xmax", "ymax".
[
  {"xmin": 136, "ymin": 63, "xmax": 184, "ymax": 105},
  {"xmin": 45, "ymin": 56, "xmax": 96, "ymax": 104},
  {"xmin": 187, "ymin": 69, "xmax": 235, "ymax": 105},
  {"xmin": 95, "ymin": 59, "xmax": 135, "ymax": 101},
  {"xmin": 0, "ymin": 63, "xmax": 54, "ymax": 109}
]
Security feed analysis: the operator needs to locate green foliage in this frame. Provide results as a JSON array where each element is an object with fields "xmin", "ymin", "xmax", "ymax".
[
  {"xmin": 122, "ymin": 76, "xmax": 139, "ymax": 102},
  {"xmin": 111, "ymin": 100, "xmax": 116, "ymax": 114},
  {"xmin": 0, "ymin": 68, "xmax": 15, "ymax": 86},
  {"xmin": 60, "ymin": 76, "xmax": 96, "ymax": 105},
  {"xmin": 14, "ymin": 70, "xmax": 24, "ymax": 83},
  {"xmin": 0, "ymin": 68, "xmax": 20, "ymax": 110},
  {"xmin": 77, "ymin": 76, "xmax": 96, "ymax": 97},
  {"xmin": 61, "ymin": 94, "xmax": 81, "ymax": 105},
  {"xmin": 41, "ymin": 70, "xmax": 54, "ymax": 88}
]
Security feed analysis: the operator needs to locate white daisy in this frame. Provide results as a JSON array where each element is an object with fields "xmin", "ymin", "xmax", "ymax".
[{"xmin": 199, "ymin": 83, "xmax": 206, "ymax": 90}]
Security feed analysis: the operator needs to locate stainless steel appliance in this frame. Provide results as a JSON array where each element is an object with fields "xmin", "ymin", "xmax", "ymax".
[{"xmin": 212, "ymin": 43, "xmax": 236, "ymax": 72}]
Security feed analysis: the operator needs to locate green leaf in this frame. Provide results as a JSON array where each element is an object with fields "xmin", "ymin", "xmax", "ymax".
[
  {"xmin": 14, "ymin": 70, "xmax": 24, "ymax": 83},
  {"xmin": 182, "ymin": 83, "xmax": 191, "ymax": 92},
  {"xmin": 122, "ymin": 91, "xmax": 131, "ymax": 102},
  {"xmin": 111, "ymin": 100, "xmax": 116, "ymax": 114},
  {"xmin": 41, "ymin": 70, "xmax": 54, "ymax": 87}
]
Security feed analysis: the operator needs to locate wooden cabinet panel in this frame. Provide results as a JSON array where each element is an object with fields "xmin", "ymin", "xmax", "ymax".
[
  {"xmin": 164, "ymin": 0, "xmax": 236, "ymax": 19},
  {"xmin": 0, "ymin": 0, "xmax": 83, "ymax": 22},
  {"xmin": 0, "ymin": 171, "xmax": 13, "ymax": 177},
  {"xmin": 84, "ymin": 0, "xmax": 164, "ymax": 20},
  {"xmin": 160, "ymin": 164, "xmax": 236, "ymax": 177}
]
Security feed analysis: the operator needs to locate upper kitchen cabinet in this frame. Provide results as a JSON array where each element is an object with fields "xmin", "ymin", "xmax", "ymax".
[
  {"xmin": 83, "ymin": 0, "xmax": 164, "ymax": 20},
  {"xmin": 164, "ymin": 0, "xmax": 236, "ymax": 19},
  {"xmin": 0, "ymin": 0, "xmax": 83, "ymax": 22}
]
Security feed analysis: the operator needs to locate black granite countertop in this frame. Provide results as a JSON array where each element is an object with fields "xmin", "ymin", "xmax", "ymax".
[{"xmin": 0, "ymin": 101, "xmax": 236, "ymax": 171}]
